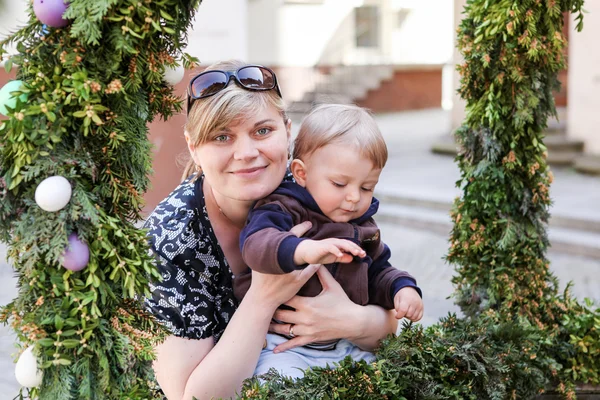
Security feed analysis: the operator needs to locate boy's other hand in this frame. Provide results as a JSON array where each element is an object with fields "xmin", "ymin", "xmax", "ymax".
[
  {"xmin": 294, "ymin": 238, "xmax": 366, "ymax": 266},
  {"xmin": 393, "ymin": 287, "xmax": 423, "ymax": 321}
]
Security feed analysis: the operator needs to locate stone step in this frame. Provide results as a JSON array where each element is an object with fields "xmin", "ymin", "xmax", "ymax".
[
  {"xmin": 299, "ymin": 92, "xmax": 353, "ymax": 104},
  {"xmin": 288, "ymin": 65, "xmax": 394, "ymax": 120},
  {"xmin": 308, "ymin": 83, "xmax": 368, "ymax": 100},
  {"xmin": 430, "ymin": 135, "xmax": 459, "ymax": 155},
  {"xmin": 544, "ymin": 135, "xmax": 585, "ymax": 152},
  {"xmin": 574, "ymin": 155, "xmax": 600, "ymax": 176},
  {"xmin": 375, "ymin": 190, "xmax": 600, "ymax": 234},
  {"xmin": 431, "ymin": 135, "xmax": 585, "ymax": 167},
  {"xmin": 330, "ymin": 65, "xmax": 394, "ymax": 82},
  {"xmin": 375, "ymin": 202, "xmax": 600, "ymax": 259}
]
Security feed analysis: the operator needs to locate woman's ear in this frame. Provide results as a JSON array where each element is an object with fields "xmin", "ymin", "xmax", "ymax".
[
  {"xmin": 290, "ymin": 159, "xmax": 308, "ymax": 187},
  {"xmin": 184, "ymin": 130, "xmax": 201, "ymax": 167}
]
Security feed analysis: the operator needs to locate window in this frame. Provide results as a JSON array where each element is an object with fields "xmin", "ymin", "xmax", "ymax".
[{"xmin": 355, "ymin": 6, "xmax": 379, "ymax": 48}]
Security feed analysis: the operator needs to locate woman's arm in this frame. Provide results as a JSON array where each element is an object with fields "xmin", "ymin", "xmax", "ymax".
[
  {"xmin": 153, "ymin": 265, "xmax": 320, "ymax": 400},
  {"xmin": 269, "ymin": 267, "xmax": 398, "ymax": 353}
]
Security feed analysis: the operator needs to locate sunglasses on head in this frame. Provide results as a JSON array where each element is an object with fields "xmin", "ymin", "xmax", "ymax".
[{"xmin": 187, "ymin": 65, "xmax": 282, "ymax": 114}]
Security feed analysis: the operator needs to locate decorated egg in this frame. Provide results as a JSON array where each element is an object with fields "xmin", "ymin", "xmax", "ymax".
[
  {"xmin": 61, "ymin": 233, "xmax": 90, "ymax": 271},
  {"xmin": 15, "ymin": 346, "xmax": 43, "ymax": 388},
  {"xmin": 34, "ymin": 176, "xmax": 72, "ymax": 212}
]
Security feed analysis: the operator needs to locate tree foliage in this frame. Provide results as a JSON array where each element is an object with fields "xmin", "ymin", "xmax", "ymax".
[{"xmin": 0, "ymin": 1, "xmax": 201, "ymax": 398}]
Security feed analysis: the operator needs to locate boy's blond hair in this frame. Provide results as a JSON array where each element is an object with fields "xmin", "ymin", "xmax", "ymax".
[{"xmin": 293, "ymin": 104, "xmax": 387, "ymax": 169}]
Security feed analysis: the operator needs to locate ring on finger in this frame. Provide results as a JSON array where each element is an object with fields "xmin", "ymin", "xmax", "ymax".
[{"xmin": 289, "ymin": 324, "xmax": 295, "ymax": 338}]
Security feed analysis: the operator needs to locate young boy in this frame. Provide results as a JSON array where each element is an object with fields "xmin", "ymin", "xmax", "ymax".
[{"xmin": 235, "ymin": 104, "xmax": 423, "ymax": 378}]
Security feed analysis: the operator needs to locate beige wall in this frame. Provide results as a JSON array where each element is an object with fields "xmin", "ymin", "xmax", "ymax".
[
  {"xmin": 0, "ymin": 1, "xmax": 28, "ymax": 58},
  {"xmin": 184, "ymin": 0, "xmax": 248, "ymax": 63},
  {"xmin": 390, "ymin": 0, "xmax": 453, "ymax": 65},
  {"xmin": 247, "ymin": 0, "xmax": 279, "ymax": 65},
  {"xmin": 247, "ymin": 0, "xmax": 453, "ymax": 67},
  {"xmin": 567, "ymin": 7, "xmax": 600, "ymax": 154},
  {"xmin": 450, "ymin": 0, "xmax": 467, "ymax": 132}
]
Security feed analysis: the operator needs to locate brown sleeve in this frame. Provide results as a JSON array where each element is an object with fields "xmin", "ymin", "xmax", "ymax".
[
  {"xmin": 242, "ymin": 227, "xmax": 303, "ymax": 274},
  {"xmin": 240, "ymin": 196, "xmax": 307, "ymax": 274}
]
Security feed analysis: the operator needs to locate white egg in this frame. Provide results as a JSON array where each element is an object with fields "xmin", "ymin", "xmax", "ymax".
[
  {"xmin": 34, "ymin": 175, "xmax": 72, "ymax": 212},
  {"xmin": 164, "ymin": 64, "xmax": 185, "ymax": 86},
  {"xmin": 15, "ymin": 346, "xmax": 43, "ymax": 388}
]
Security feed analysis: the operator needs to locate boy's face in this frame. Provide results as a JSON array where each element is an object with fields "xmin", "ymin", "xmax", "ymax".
[{"xmin": 293, "ymin": 143, "xmax": 382, "ymax": 223}]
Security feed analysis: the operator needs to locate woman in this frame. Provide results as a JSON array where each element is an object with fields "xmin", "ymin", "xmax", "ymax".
[{"xmin": 144, "ymin": 60, "xmax": 398, "ymax": 400}]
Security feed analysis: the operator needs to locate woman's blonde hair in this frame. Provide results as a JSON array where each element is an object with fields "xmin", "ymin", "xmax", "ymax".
[
  {"xmin": 182, "ymin": 60, "xmax": 288, "ymax": 181},
  {"xmin": 293, "ymin": 104, "xmax": 387, "ymax": 169}
]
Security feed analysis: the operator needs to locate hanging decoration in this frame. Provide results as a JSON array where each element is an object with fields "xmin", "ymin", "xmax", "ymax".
[
  {"xmin": 61, "ymin": 233, "xmax": 90, "ymax": 272},
  {"xmin": 33, "ymin": 0, "xmax": 69, "ymax": 28},
  {"xmin": 0, "ymin": 80, "xmax": 27, "ymax": 116},
  {"xmin": 163, "ymin": 64, "xmax": 185, "ymax": 86},
  {"xmin": 34, "ymin": 176, "xmax": 72, "ymax": 212},
  {"xmin": 15, "ymin": 346, "xmax": 43, "ymax": 388}
]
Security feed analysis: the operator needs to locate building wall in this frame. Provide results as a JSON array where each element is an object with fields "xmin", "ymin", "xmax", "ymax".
[
  {"xmin": 389, "ymin": 0, "xmax": 453, "ymax": 65},
  {"xmin": 186, "ymin": 0, "xmax": 248, "ymax": 63},
  {"xmin": 0, "ymin": 2, "xmax": 28, "ymax": 55},
  {"xmin": 357, "ymin": 65, "xmax": 442, "ymax": 112},
  {"xmin": 247, "ymin": 0, "xmax": 453, "ymax": 67},
  {"xmin": 567, "ymin": 6, "xmax": 600, "ymax": 154},
  {"xmin": 247, "ymin": 0, "xmax": 280, "ymax": 65}
]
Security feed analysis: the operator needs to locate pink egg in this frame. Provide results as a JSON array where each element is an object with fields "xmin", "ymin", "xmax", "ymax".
[
  {"xmin": 61, "ymin": 233, "xmax": 89, "ymax": 271},
  {"xmin": 33, "ymin": 0, "xmax": 69, "ymax": 28}
]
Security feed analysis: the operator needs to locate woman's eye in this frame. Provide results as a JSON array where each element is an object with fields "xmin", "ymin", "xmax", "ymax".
[
  {"xmin": 214, "ymin": 135, "xmax": 229, "ymax": 142},
  {"xmin": 256, "ymin": 127, "xmax": 271, "ymax": 136}
]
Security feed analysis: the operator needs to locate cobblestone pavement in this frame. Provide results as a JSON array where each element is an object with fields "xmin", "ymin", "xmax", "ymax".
[{"xmin": 1, "ymin": 223, "xmax": 599, "ymax": 397}]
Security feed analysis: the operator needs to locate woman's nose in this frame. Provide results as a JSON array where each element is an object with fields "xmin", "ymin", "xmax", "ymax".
[{"xmin": 233, "ymin": 136, "xmax": 259, "ymax": 160}]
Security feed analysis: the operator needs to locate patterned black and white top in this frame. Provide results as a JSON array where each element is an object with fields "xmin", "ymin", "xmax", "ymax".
[{"xmin": 144, "ymin": 175, "xmax": 237, "ymax": 342}]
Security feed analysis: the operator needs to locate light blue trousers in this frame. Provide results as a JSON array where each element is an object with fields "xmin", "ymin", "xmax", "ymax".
[{"xmin": 253, "ymin": 333, "xmax": 376, "ymax": 380}]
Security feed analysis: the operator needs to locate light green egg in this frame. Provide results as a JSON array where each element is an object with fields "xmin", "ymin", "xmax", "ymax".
[{"xmin": 0, "ymin": 80, "xmax": 28, "ymax": 116}]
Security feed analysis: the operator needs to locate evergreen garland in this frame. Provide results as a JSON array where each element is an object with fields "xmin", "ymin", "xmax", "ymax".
[
  {"xmin": 0, "ymin": 1, "xmax": 200, "ymax": 399},
  {"xmin": 1, "ymin": 1, "xmax": 598, "ymax": 399},
  {"xmin": 241, "ymin": 1, "xmax": 600, "ymax": 399}
]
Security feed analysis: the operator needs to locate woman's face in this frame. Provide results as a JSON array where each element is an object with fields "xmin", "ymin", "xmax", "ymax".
[{"xmin": 189, "ymin": 104, "xmax": 290, "ymax": 202}]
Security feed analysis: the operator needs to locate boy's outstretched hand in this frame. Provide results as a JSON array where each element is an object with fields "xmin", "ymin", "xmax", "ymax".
[
  {"xmin": 294, "ymin": 238, "xmax": 366, "ymax": 265},
  {"xmin": 394, "ymin": 287, "xmax": 424, "ymax": 321}
]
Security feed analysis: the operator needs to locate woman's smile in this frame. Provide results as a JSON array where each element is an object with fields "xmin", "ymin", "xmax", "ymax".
[{"xmin": 231, "ymin": 165, "xmax": 269, "ymax": 179}]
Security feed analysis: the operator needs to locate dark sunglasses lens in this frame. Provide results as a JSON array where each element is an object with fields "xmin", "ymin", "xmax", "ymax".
[
  {"xmin": 191, "ymin": 71, "xmax": 228, "ymax": 98},
  {"xmin": 237, "ymin": 67, "xmax": 275, "ymax": 90}
]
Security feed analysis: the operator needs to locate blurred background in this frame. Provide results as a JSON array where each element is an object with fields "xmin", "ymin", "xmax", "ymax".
[{"xmin": 0, "ymin": 0, "xmax": 599, "ymax": 396}]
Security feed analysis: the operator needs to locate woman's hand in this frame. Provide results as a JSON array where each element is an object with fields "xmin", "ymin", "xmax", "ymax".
[
  {"xmin": 248, "ymin": 264, "xmax": 320, "ymax": 310},
  {"xmin": 268, "ymin": 267, "xmax": 397, "ymax": 353}
]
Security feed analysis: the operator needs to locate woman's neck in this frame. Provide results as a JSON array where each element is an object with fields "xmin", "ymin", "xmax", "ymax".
[{"xmin": 204, "ymin": 181, "xmax": 253, "ymax": 229}]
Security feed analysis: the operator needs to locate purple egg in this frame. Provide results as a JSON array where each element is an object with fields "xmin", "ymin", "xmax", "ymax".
[
  {"xmin": 33, "ymin": 0, "xmax": 69, "ymax": 28},
  {"xmin": 61, "ymin": 233, "xmax": 89, "ymax": 271}
]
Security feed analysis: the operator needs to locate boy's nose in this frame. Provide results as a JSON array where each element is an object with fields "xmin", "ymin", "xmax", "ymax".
[{"xmin": 345, "ymin": 188, "xmax": 360, "ymax": 203}]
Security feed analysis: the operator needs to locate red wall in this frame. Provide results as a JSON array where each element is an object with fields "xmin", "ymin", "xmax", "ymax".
[{"xmin": 357, "ymin": 67, "xmax": 443, "ymax": 112}]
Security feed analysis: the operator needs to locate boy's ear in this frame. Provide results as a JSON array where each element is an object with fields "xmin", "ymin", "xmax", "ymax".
[{"xmin": 290, "ymin": 159, "xmax": 307, "ymax": 187}]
